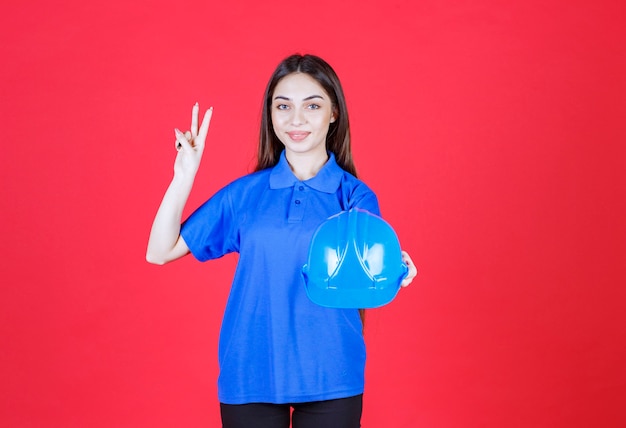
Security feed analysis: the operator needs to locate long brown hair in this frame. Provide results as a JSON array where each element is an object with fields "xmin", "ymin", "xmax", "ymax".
[
  {"xmin": 255, "ymin": 54, "xmax": 357, "ymax": 177},
  {"xmin": 255, "ymin": 54, "xmax": 366, "ymax": 328}
]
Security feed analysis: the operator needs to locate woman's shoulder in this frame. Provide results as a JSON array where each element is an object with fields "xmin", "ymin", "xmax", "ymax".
[
  {"xmin": 221, "ymin": 168, "xmax": 272, "ymax": 194},
  {"xmin": 340, "ymin": 170, "xmax": 376, "ymax": 194}
]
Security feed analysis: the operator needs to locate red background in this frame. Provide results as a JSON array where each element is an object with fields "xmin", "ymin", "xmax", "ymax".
[{"xmin": 1, "ymin": 1, "xmax": 625, "ymax": 427}]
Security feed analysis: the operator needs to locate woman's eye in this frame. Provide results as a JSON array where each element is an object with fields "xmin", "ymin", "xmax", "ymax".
[
  {"xmin": 276, "ymin": 104, "xmax": 289, "ymax": 110},
  {"xmin": 307, "ymin": 104, "xmax": 321, "ymax": 110}
]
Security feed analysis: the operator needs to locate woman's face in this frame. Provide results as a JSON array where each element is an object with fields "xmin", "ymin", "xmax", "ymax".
[{"xmin": 271, "ymin": 72, "xmax": 336, "ymax": 160}]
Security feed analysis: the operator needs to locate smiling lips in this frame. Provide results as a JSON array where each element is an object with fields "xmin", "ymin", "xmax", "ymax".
[{"xmin": 287, "ymin": 131, "xmax": 311, "ymax": 141}]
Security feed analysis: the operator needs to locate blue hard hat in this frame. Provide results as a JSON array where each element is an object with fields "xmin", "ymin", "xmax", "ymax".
[{"xmin": 302, "ymin": 208, "xmax": 409, "ymax": 309}]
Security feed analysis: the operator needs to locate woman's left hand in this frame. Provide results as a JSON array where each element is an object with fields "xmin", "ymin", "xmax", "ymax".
[{"xmin": 400, "ymin": 251, "xmax": 418, "ymax": 287}]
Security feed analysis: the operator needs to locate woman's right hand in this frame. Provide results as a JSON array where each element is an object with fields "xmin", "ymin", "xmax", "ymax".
[{"xmin": 173, "ymin": 103, "xmax": 213, "ymax": 179}]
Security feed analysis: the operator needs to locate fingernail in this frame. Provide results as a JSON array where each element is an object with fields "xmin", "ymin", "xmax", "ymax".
[
  {"xmin": 194, "ymin": 102, "xmax": 199, "ymax": 107},
  {"xmin": 174, "ymin": 128, "xmax": 182, "ymax": 136}
]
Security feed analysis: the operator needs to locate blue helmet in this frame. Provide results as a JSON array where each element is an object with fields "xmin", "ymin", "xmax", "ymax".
[{"xmin": 302, "ymin": 208, "xmax": 408, "ymax": 308}]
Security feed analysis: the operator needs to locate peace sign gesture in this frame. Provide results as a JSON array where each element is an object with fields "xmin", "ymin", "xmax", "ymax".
[{"xmin": 173, "ymin": 103, "xmax": 213, "ymax": 178}]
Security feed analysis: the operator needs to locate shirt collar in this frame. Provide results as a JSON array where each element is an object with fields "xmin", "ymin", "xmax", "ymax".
[{"xmin": 269, "ymin": 151, "xmax": 343, "ymax": 193}]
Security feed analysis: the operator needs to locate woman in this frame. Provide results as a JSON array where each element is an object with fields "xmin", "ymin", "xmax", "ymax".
[{"xmin": 147, "ymin": 54, "xmax": 417, "ymax": 428}]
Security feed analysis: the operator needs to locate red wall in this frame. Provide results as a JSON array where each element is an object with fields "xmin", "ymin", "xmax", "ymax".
[{"xmin": 1, "ymin": 1, "xmax": 624, "ymax": 427}]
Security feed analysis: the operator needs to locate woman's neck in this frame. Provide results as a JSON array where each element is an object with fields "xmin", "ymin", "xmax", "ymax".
[{"xmin": 285, "ymin": 151, "xmax": 329, "ymax": 181}]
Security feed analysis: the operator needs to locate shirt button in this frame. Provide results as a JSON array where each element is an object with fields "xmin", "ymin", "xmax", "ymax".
[
  {"xmin": 299, "ymin": 186, "xmax": 304, "ymax": 191},
  {"xmin": 295, "ymin": 200, "xmax": 301, "ymax": 205}
]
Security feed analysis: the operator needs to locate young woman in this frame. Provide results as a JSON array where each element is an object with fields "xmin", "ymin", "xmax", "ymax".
[{"xmin": 147, "ymin": 54, "xmax": 417, "ymax": 428}]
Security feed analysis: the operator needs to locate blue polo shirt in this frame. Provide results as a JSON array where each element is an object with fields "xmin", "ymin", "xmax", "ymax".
[{"xmin": 180, "ymin": 151, "xmax": 380, "ymax": 404}]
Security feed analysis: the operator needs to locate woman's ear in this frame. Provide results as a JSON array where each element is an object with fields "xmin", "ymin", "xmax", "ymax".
[{"xmin": 330, "ymin": 108, "xmax": 338, "ymax": 123}]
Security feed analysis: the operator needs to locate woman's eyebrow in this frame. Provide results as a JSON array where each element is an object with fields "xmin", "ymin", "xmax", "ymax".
[{"xmin": 273, "ymin": 95, "xmax": 325, "ymax": 101}]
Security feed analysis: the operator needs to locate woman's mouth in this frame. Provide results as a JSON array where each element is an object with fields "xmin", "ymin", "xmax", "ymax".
[{"xmin": 287, "ymin": 131, "xmax": 310, "ymax": 142}]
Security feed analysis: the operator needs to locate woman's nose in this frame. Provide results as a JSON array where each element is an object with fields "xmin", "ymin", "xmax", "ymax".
[{"xmin": 291, "ymin": 107, "xmax": 305, "ymax": 126}]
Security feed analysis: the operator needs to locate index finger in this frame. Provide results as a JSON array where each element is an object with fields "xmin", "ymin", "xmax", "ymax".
[{"xmin": 191, "ymin": 102, "xmax": 199, "ymax": 137}]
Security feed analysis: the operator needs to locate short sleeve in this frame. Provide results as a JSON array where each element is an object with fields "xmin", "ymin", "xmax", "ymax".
[
  {"xmin": 180, "ymin": 185, "xmax": 238, "ymax": 261},
  {"xmin": 341, "ymin": 176, "xmax": 381, "ymax": 217},
  {"xmin": 351, "ymin": 191, "xmax": 380, "ymax": 216}
]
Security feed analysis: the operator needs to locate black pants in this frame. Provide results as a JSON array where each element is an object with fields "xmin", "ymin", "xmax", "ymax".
[{"xmin": 220, "ymin": 394, "xmax": 363, "ymax": 428}]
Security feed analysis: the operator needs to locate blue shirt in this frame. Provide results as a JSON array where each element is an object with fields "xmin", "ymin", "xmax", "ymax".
[{"xmin": 180, "ymin": 152, "xmax": 380, "ymax": 404}]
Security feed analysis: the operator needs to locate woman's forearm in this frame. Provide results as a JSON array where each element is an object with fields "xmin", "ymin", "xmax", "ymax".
[{"xmin": 146, "ymin": 174, "xmax": 194, "ymax": 265}]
